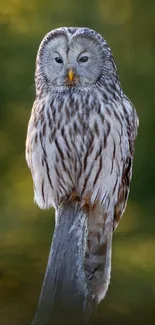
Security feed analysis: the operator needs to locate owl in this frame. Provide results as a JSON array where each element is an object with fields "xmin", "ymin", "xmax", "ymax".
[{"xmin": 26, "ymin": 27, "xmax": 138, "ymax": 319}]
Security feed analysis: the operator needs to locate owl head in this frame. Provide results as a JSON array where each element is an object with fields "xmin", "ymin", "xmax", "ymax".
[{"xmin": 35, "ymin": 27, "xmax": 118, "ymax": 95}]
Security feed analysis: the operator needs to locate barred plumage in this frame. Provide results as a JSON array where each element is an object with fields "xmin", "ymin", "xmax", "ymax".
[{"xmin": 26, "ymin": 27, "xmax": 138, "ymax": 306}]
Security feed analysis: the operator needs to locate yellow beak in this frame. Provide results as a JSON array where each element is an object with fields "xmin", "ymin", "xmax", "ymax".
[{"xmin": 68, "ymin": 69, "xmax": 74, "ymax": 82}]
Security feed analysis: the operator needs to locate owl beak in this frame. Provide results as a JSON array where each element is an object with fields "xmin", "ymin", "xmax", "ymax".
[{"xmin": 68, "ymin": 69, "xmax": 75, "ymax": 83}]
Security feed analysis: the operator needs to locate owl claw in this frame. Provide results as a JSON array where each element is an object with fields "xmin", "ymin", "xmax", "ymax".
[
  {"xmin": 81, "ymin": 195, "xmax": 96, "ymax": 212},
  {"xmin": 69, "ymin": 191, "xmax": 80, "ymax": 202}
]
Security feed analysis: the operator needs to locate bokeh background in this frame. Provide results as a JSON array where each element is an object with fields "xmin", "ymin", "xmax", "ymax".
[{"xmin": 0, "ymin": 0, "xmax": 155, "ymax": 324}]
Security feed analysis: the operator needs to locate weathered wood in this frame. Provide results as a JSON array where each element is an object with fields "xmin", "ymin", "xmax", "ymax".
[{"xmin": 32, "ymin": 202, "xmax": 96, "ymax": 325}]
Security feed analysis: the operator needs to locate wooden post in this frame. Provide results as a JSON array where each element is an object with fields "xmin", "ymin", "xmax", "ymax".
[{"xmin": 32, "ymin": 202, "xmax": 97, "ymax": 325}]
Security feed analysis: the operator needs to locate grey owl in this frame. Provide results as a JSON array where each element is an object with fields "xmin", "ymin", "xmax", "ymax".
[{"xmin": 26, "ymin": 27, "xmax": 139, "ymax": 312}]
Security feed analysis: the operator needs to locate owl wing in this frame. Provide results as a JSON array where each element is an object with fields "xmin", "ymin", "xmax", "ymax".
[
  {"xmin": 84, "ymin": 95, "xmax": 138, "ymax": 302},
  {"xmin": 113, "ymin": 95, "xmax": 139, "ymax": 231},
  {"xmin": 26, "ymin": 99, "xmax": 38, "ymax": 169}
]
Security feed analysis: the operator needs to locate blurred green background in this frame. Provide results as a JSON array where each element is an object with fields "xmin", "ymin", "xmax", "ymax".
[{"xmin": 0, "ymin": 0, "xmax": 155, "ymax": 324}]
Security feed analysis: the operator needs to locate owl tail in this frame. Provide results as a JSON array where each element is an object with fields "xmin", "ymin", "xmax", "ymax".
[{"xmin": 84, "ymin": 207, "xmax": 113, "ymax": 303}]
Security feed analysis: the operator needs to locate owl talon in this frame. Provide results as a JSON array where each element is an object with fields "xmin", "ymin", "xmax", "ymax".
[
  {"xmin": 81, "ymin": 195, "xmax": 90, "ymax": 212},
  {"xmin": 69, "ymin": 191, "xmax": 80, "ymax": 202}
]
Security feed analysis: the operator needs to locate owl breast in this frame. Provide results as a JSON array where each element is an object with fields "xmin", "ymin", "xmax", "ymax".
[{"xmin": 26, "ymin": 90, "xmax": 128, "ymax": 211}]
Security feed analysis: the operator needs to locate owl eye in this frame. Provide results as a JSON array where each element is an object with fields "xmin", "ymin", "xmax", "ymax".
[
  {"xmin": 79, "ymin": 56, "xmax": 89, "ymax": 63},
  {"xmin": 55, "ymin": 57, "xmax": 63, "ymax": 64}
]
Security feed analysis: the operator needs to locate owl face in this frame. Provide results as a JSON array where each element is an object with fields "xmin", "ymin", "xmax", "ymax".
[{"xmin": 36, "ymin": 27, "xmax": 116, "ymax": 92}]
